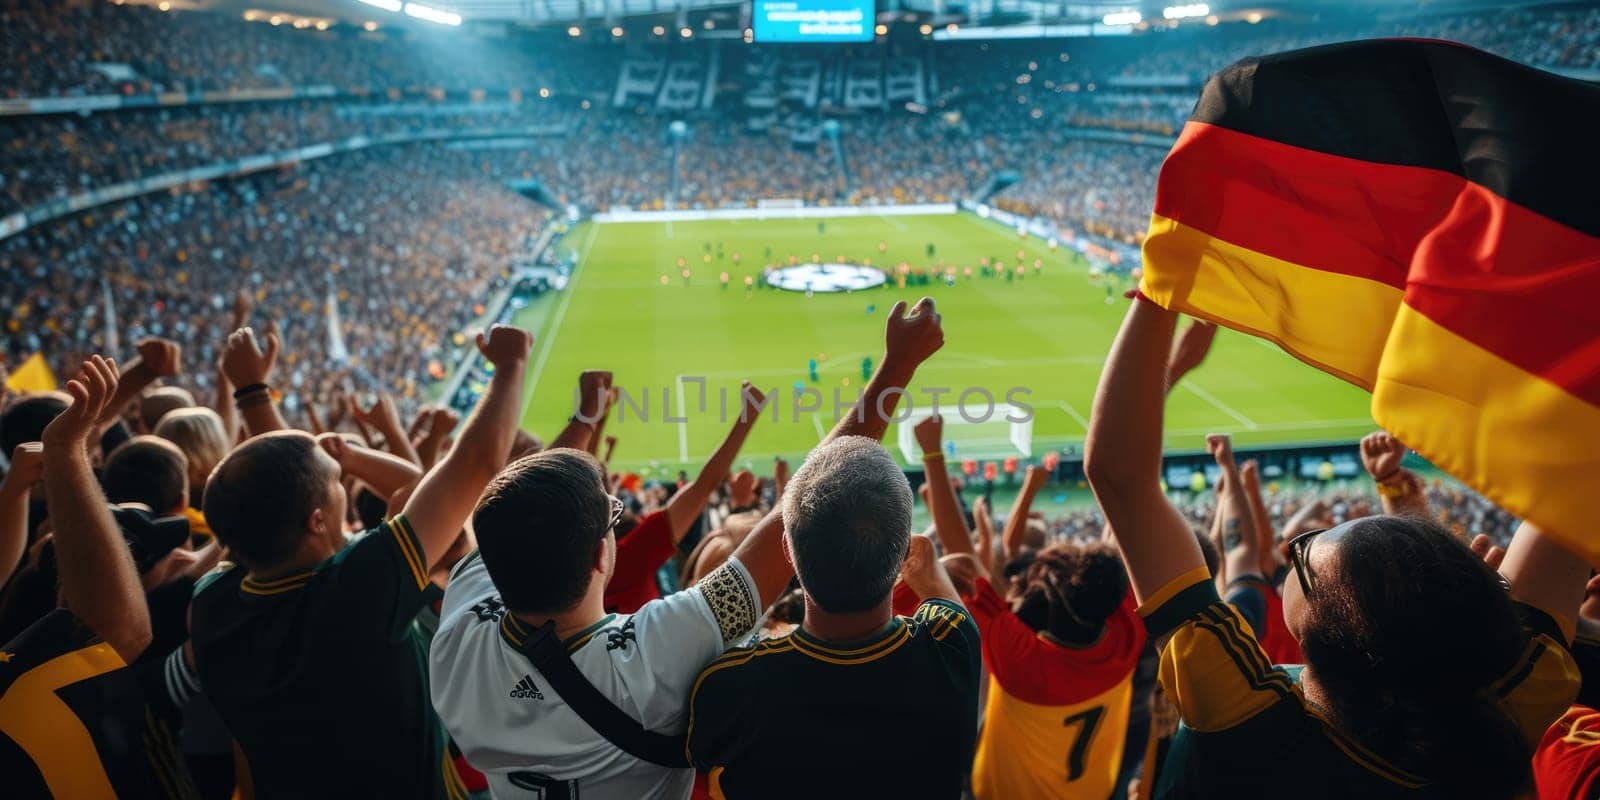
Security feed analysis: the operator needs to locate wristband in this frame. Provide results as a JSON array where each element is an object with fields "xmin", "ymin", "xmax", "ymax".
[
  {"xmin": 1377, "ymin": 478, "xmax": 1412, "ymax": 499},
  {"xmin": 1373, "ymin": 468, "xmax": 1402, "ymax": 484},
  {"xmin": 232, "ymin": 382, "xmax": 269, "ymax": 400},
  {"xmin": 567, "ymin": 415, "xmax": 598, "ymax": 428},
  {"xmin": 236, "ymin": 391, "xmax": 274, "ymax": 410},
  {"xmin": 922, "ymin": 452, "xmax": 945, "ymax": 463}
]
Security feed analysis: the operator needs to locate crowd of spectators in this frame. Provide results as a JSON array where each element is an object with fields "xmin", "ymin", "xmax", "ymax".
[
  {"xmin": 3, "ymin": 286, "xmax": 1592, "ymax": 799},
  {"xmin": 2, "ymin": 145, "xmax": 546, "ymax": 420},
  {"xmin": 0, "ymin": 0, "xmax": 617, "ymax": 98}
]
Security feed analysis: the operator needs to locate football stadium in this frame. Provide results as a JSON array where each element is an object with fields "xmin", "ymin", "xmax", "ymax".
[{"xmin": 2, "ymin": 0, "xmax": 1597, "ymax": 798}]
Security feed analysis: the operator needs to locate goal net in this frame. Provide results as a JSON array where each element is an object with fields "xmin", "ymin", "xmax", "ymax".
[{"xmin": 897, "ymin": 404, "xmax": 1033, "ymax": 464}]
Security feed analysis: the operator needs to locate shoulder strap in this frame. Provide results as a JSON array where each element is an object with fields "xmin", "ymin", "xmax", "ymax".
[{"xmin": 514, "ymin": 619, "xmax": 690, "ymax": 769}]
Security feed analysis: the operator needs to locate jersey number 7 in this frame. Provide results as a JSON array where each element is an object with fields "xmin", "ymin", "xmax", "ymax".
[{"xmin": 1063, "ymin": 706, "xmax": 1106, "ymax": 782}]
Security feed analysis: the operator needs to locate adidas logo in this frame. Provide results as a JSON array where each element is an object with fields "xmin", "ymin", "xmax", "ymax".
[{"xmin": 509, "ymin": 674, "xmax": 545, "ymax": 700}]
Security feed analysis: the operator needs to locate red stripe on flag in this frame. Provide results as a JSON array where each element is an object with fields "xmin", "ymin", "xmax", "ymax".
[{"xmin": 1155, "ymin": 121, "xmax": 1600, "ymax": 406}]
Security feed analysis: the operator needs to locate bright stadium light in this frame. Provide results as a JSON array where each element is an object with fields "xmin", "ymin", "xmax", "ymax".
[
  {"xmin": 363, "ymin": 20, "xmax": 379, "ymax": 30},
  {"xmin": 1101, "ymin": 10, "xmax": 1141, "ymax": 26},
  {"xmin": 567, "ymin": 25, "xmax": 581, "ymax": 36},
  {"xmin": 652, "ymin": 24, "xmax": 665, "ymax": 35},
  {"xmin": 404, "ymin": 3, "xmax": 461, "ymax": 25},
  {"xmin": 679, "ymin": 26, "xmax": 692, "ymax": 37},
  {"xmin": 611, "ymin": 25, "xmax": 624, "ymax": 37},
  {"xmin": 358, "ymin": 0, "xmax": 403, "ymax": 12},
  {"xmin": 874, "ymin": 23, "xmax": 887, "ymax": 35},
  {"xmin": 1162, "ymin": 3, "xmax": 1209, "ymax": 20},
  {"xmin": 918, "ymin": 23, "xmax": 933, "ymax": 35}
]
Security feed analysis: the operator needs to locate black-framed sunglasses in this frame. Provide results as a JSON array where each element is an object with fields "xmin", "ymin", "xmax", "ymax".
[{"xmin": 1285, "ymin": 527, "xmax": 1328, "ymax": 599}]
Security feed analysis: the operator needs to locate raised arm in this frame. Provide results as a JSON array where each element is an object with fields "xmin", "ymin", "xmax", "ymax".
[
  {"xmin": 1239, "ymin": 460, "xmax": 1282, "ymax": 576},
  {"xmin": 401, "ymin": 325, "xmax": 533, "ymax": 569},
  {"xmin": 1499, "ymin": 520, "xmax": 1591, "ymax": 644},
  {"xmin": 549, "ymin": 370, "xmax": 612, "ymax": 452},
  {"xmin": 96, "ymin": 338, "xmax": 182, "ymax": 434},
  {"xmin": 972, "ymin": 495, "xmax": 996, "ymax": 577},
  {"xmin": 318, "ymin": 434, "xmax": 425, "ymax": 501},
  {"xmin": 725, "ymin": 507, "xmax": 794, "ymax": 610},
  {"xmin": 664, "ymin": 384, "xmax": 765, "ymax": 543},
  {"xmin": 415, "ymin": 406, "xmax": 460, "ymax": 471},
  {"xmin": 587, "ymin": 389, "xmax": 616, "ymax": 457},
  {"xmin": 1165, "ymin": 319, "xmax": 1217, "ymax": 395},
  {"xmin": 220, "ymin": 326, "xmax": 288, "ymax": 437},
  {"xmin": 900, "ymin": 531, "xmax": 962, "ymax": 606},
  {"xmin": 0, "ymin": 443, "xmax": 42, "ymax": 588},
  {"xmin": 1207, "ymin": 434, "xmax": 1262, "ymax": 584},
  {"xmin": 825, "ymin": 297, "xmax": 943, "ymax": 443},
  {"xmin": 913, "ymin": 415, "xmax": 972, "ymax": 556},
  {"xmin": 352, "ymin": 393, "xmax": 422, "ymax": 466},
  {"xmin": 1360, "ymin": 431, "xmax": 1430, "ymax": 518},
  {"xmin": 1001, "ymin": 465, "xmax": 1048, "ymax": 560},
  {"xmin": 43, "ymin": 356, "xmax": 152, "ymax": 662},
  {"xmin": 213, "ymin": 291, "xmax": 252, "ymax": 442},
  {"xmin": 1083, "ymin": 298, "xmax": 1207, "ymax": 603}
]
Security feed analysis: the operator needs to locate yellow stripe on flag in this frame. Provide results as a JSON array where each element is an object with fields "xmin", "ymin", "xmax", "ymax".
[
  {"xmin": 1140, "ymin": 213, "xmax": 1404, "ymax": 391},
  {"xmin": 4, "ymin": 353, "xmax": 57, "ymax": 393},
  {"xmin": 1374, "ymin": 305, "xmax": 1600, "ymax": 565}
]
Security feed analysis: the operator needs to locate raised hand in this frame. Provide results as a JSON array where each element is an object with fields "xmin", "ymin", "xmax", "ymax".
[
  {"xmin": 901, "ymin": 534, "xmax": 937, "ymax": 585},
  {"xmin": 1023, "ymin": 463, "xmax": 1048, "ymax": 492},
  {"xmin": 231, "ymin": 289, "xmax": 254, "ymax": 329},
  {"xmin": 1166, "ymin": 319, "xmax": 1217, "ymax": 388},
  {"xmin": 136, "ymin": 338, "xmax": 183, "ymax": 378},
  {"xmin": 1469, "ymin": 534, "xmax": 1507, "ymax": 571},
  {"xmin": 43, "ymin": 356, "xmax": 119, "ymax": 447},
  {"xmin": 3, "ymin": 443, "xmax": 45, "ymax": 490},
  {"xmin": 221, "ymin": 326, "xmax": 280, "ymax": 388},
  {"xmin": 900, "ymin": 534, "xmax": 961, "ymax": 603},
  {"xmin": 913, "ymin": 414, "xmax": 944, "ymax": 455},
  {"xmin": 1205, "ymin": 433, "xmax": 1238, "ymax": 474},
  {"xmin": 426, "ymin": 406, "xmax": 460, "ymax": 440},
  {"xmin": 729, "ymin": 469, "xmax": 758, "ymax": 509},
  {"xmin": 1360, "ymin": 431, "xmax": 1407, "ymax": 482},
  {"xmin": 739, "ymin": 381, "xmax": 768, "ymax": 423},
  {"xmin": 476, "ymin": 325, "xmax": 534, "ymax": 369},
  {"xmin": 352, "ymin": 393, "xmax": 404, "ymax": 433},
  {"xmin": 316, "ymin": 432, "xmax": 349, "ymax": 464},
  {"xmin": 1240, "ymin": 459, "xmax": 1260, "ymax": 493},
  {"xmin": 884, "ymin": 297, "xmax": 944, "ymax": 372}
]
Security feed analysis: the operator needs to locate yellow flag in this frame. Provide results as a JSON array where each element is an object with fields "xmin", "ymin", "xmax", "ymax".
[{"xmin": 5, "ymin": 353, "xmax": 57, "ymax": 393}]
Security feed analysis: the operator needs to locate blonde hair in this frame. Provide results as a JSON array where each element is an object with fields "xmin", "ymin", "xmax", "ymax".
[{"xmin": 155, "ymin": 407, "xmax": 230, "ymax": 494}]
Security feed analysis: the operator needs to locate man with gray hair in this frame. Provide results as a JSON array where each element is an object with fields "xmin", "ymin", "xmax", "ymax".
[{"xmin": 684, "ymin": 298, "xmax": 980, "ymax": 799}]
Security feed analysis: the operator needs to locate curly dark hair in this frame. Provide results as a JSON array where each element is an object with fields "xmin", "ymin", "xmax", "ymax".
[{"xmin": 1014, "ymin": 541, "xmax": 1129, "ymax": 644}]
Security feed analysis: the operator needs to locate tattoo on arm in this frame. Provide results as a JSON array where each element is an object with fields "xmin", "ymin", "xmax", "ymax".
[{"xmin": 1223, "ymin": 518, "xmax": 1244, "ymax": 552}]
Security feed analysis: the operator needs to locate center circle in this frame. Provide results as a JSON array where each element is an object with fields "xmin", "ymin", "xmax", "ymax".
[{"xmin": 764, "ymin": 263, "xmax": 887, "ymax": 293}]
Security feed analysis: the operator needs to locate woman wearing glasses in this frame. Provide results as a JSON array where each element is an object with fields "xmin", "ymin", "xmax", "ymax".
[{"xmin": 1084, "ymin": 295, "xmax": 1586, "ymax": 799}]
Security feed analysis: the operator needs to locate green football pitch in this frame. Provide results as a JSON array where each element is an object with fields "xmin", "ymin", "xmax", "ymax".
[{"xmin": 512, "ymin": 212, "xmax": 1375, "ymax": 475}]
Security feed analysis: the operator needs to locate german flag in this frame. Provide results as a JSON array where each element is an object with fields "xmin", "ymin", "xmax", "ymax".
[{"xmin": 1139, "ymin": 39, "xmax": 1600, "ymax": 561}]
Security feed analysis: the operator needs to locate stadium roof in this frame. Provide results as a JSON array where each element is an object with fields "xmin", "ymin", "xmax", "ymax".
[{"xmin": 207, "ymin": 0, "xmax": 1576, "ymax": 28}]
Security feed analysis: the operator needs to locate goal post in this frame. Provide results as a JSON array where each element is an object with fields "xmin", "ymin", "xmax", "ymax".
[{"xmin": 897, "ymin": 404, "xmax": 1033, "ymax": 464}]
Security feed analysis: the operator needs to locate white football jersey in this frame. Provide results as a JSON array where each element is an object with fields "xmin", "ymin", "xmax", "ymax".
[{"xmin": 429, "ymin": 552, "xmax": 761, "ymax": 800}]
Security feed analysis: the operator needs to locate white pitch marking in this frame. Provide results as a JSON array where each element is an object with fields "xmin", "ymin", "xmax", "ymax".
[
  {"xmin": 1178, "ymin": 381, "xmax": 1260, "ymax": 429},
  {"xmin": 525, "ymin": 223, "xmax": 601, "ymax": 407}
]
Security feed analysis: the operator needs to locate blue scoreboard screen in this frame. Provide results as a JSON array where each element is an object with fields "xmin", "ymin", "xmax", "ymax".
[{"xmin": 752, "ymin": 0, "xmax": 875, "ymax": 43}]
